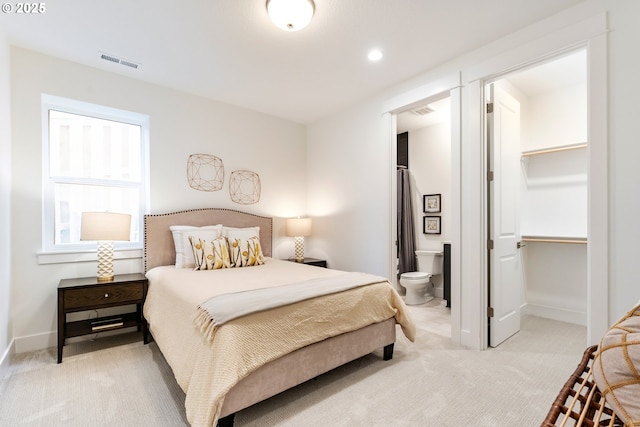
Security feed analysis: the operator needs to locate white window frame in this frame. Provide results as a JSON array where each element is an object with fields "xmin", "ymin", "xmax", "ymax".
[{"xmin": 41, "ymin": 94, "xmax": 150, "ymax": 255}]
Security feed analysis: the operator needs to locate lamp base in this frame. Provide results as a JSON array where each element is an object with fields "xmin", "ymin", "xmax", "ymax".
[
  {"xmin": 294, "ymin": 236, "xmax": 305, "ymax": 262},
  {"xmin": 96, "ymin": 240, "xmax": 115, "ymax": 282}
]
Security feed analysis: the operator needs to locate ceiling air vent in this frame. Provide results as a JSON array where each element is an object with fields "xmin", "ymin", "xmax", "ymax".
[
  {"xmin": 100, "ymin": 53, "xmax": 120, "ymax": 64},
  {"xmin": 99, "ymin": 52, "xmax": 140, "ymax": 70},
  {"xmin": 412, "ymin": 105, "xmax": 435, "ymax": 116},
  {"xmin": 119, "ymin": 60, "xmax": 139, "ymax": 69}
]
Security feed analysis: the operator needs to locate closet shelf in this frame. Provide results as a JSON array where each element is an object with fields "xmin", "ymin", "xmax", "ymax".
[
  {"xmin": 521, "ymin": 143, "xmax": 587, "ymax": 157},
  {"xmin": 521, "ymin": 235, "xmax": 587, "ymax": 245}
]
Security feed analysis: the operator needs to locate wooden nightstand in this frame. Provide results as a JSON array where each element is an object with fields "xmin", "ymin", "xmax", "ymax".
[
  {"xmin": 286, "ymin": 258, "xmax": 327, "ymax": 268},
  {"xmin": 57, "ymin": 273, "xmax": 148, "ymax": 363}
]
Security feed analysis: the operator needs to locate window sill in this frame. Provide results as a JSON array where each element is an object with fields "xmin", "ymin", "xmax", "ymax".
[{"xmin": 37, "ymin": 248, "xmax": 143, "ymax": 265}]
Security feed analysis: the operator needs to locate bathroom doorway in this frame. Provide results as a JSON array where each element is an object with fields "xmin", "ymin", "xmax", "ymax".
[
  {"xmin": 486, "ymin": 49, "xmax": 588, "ymax": 347},
  {"xmin": 395, "ymin": 95, "xmax": 453, "ymax": 337}
]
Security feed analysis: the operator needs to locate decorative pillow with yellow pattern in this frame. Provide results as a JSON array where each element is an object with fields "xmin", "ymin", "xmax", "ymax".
[
  {"xmin": 170, "ymin": 224, "xmax": 222, "ymax": 268},
  {"xmin": 228, "ymin": 236, "xmax": 265, "ymax": 267},
  {"xmin": 592, "ymin": 303, "xmax": 640, "ymax": 425},
  {"xmin": 189, "ymin": 236, "xmax": 232, "ymax": 270}
]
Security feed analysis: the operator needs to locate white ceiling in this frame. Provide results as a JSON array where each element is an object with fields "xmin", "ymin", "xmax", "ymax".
[
  {"xmin": 505, "ymin": 49, "xmax": 587, "ymax": 97},
  {"xmin": 0, "ymin": 0, "xmax": 583, "ymax": 124},
  {"xmin": 397, "ymin": 49, "xmax": 587, "ymax": 133}
]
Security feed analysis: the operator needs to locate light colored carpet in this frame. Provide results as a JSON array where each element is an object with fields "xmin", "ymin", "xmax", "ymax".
[{"xmin": 0, "ymin": 301, "xmax": 587, "ymax": 426}]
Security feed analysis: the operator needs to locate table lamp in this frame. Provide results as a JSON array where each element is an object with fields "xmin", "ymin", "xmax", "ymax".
[
  {"xmin": 285, "ymin": 217, "xmax": 312, "ymax": 262},
  {"xmin": 81, "ymin": 212, "xmax": 131, "ymax": 282}
]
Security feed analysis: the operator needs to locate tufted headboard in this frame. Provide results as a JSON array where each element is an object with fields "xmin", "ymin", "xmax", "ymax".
[{"xmin": 144, "ymin": 208, "xmax": 273, "ymax": 272}]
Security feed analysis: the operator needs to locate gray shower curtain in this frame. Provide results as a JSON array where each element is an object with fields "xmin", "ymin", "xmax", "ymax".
[{"xmin": 397, "ymin": 168, "xmax": 416, "ymax": 277}]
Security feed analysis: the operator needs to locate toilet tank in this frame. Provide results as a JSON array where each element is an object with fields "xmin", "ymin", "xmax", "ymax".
[{"xmin": 415, "ymin": 250, "xmax": 444, "ymax": 275}]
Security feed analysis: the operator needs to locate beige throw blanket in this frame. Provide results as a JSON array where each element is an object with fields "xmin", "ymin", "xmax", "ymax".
[
  {"xmin": 144, "ymin": 259, "xmax": 415, "ymax": 427},
  {"xmin": 194, "ymin": 271, "xmax": 391, "ymax": 343}
]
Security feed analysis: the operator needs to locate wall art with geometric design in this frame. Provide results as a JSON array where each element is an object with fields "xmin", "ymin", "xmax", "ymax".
[
  {"xmin": 187, "ymin": 154, "xmax": 224, "ymax": 192},
  {"xmin": 229, "ymin": 170, "xmax": 261, "ymax": 205}
]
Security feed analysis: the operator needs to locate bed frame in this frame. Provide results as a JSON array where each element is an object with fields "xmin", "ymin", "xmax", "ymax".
[{"xmin": 143, "ymin": 208, "xmax": 396, "ymax": 427}]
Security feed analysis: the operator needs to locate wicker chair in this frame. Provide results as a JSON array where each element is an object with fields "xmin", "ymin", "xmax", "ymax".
[{"xmin": 541, "ymin": 345, "xmax": 623, "ymax": 427}]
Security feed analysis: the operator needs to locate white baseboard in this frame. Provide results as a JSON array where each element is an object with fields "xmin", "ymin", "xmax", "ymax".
[
  {"xmin": 459, "ymin": 328, "xmax": 480, "ymax": 349},
  {"xmin": 434, "ymin": 286, "xmax": 444, "ymax": 299},
  {"xmin": 525, "ymin": 303, "xmax": 587, "ymax": 326},
  {"xmin": 0, "ymin": 338, "xmax": 15, "ymax": 381},
  {"xmin": 13, "ymin": 326, "xmax": 140, "ymax": 355},
  {"xmin": 14, "ymin": 331, "xmax": 56, "ymax": 354}
]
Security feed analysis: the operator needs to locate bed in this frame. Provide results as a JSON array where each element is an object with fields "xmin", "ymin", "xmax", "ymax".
[{"xmin": 142, "ymin": 208, "xmax": 415, "ymax": 427}]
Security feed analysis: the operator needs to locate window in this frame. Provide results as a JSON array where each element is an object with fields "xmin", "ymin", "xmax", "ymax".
[{"xmin": 42, "ymin": 95, "xmax": 149, "ymax": 253}]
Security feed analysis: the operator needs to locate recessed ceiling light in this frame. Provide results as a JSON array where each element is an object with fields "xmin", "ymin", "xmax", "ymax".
[{"xmin": 368, "ymin": 49, "xmax": 383, "ymax": 62}]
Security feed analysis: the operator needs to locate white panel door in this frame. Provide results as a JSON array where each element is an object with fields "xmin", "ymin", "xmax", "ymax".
[{"xmin": 488, "ymin": 82, "xmax": 522, "ymax": 348}]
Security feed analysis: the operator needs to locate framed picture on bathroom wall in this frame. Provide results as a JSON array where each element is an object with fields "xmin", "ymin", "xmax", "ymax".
[
  {"xmin": 423, "ymin": 194, "xmax": 441, "ymax": 213},
  {"xmin": 423, "ymin": 216, "xmax": 441, "ymax": 234}
]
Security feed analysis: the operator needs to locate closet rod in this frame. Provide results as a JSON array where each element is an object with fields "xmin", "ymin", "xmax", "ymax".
[
  {"xmin": 521, "ymin": 143, "xmax": 587, "ymax": 157},
  {"xmin": 521, "ymin": 236, "xmax": 587, "ymax": 245}
]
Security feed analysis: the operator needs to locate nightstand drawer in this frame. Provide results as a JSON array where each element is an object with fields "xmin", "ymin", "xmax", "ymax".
[{"xmin": 64, "ymin": 282, "xmax": 144, "ymax": 309}]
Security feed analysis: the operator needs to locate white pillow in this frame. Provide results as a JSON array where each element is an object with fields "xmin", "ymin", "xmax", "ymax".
[
  {"xmin": 170, "ymin": 225, "xmax": 222, "ymax": 268},
  {"xmin": 222, "ymin": 226, "xmax": 260, "ymax": 241}
]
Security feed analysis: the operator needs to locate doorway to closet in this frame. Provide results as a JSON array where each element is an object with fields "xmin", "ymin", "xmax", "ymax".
[{"xmin": 486, "ymin": 49, "xmax": 588, "ymax": 347}]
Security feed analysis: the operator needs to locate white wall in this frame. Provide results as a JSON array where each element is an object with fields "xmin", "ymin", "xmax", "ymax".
[
  {"xmin": 409, "ymin": 122, "xmax": 451, "ymax": 251},
  {"xmin": 523, "ymin": 243, "xmax": 588, "ymax": 324},
  {"xmin": 306, "ymin": 101, "xmax": 390, "ymax": 274},
  {"xmin": 307, "ymin": 0, "xmax": 640, "ymax": 346},
  {"xmin": 526, "ymin": 84, "xmax": 587, "ymax": 150},
  {"xmin": 597, "ymin": 0, "xmax": 640, "ymax": 320},
  {"xmin": 0, "ymin": 30, "xmax": 13, "ymax": 373},
  {"xmin": 10, "ymin": 47, "xmax": 307, "ymax": 352},
  {"xmin": 521, "ymin": 150, "xmax": 587, "ymax": 237}
]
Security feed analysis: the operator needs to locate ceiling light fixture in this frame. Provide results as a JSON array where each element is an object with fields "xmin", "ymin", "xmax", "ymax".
[{"xmin": 266, "ymin": 0, "xmax": 315, "ymax": 32}]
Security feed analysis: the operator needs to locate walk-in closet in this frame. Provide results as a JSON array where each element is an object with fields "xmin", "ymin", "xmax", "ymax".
[{"xmin": 505, "ymin": 49, "xmax": 588, "ymax": 326}]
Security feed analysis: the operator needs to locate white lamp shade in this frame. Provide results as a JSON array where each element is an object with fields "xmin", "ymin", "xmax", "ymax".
[
  {"xmin": 286, "ymin": 217, "xmax": 312, "ymax": 237},
  {"xmin": 267, "ymin": 0, "xmax": 315, "ymax": 31},
  {"xmin": 81, "ymin": 212, "xmax": 131, "ymax": 241}
]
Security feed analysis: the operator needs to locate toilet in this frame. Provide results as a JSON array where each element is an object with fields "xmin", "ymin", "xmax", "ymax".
[{"xmin": 400, "ymin": 250, "xmax": 444, "ymax": 305}]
